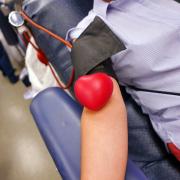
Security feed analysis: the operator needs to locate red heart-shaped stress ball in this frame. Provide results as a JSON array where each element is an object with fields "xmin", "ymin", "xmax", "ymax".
[
  {"xmin": 74, "ymin": 73, "xmax": 113, "ymax": 111},
  {"xmin": 37, "ymin": 49, "xmax": 49, "ymax": 66}
]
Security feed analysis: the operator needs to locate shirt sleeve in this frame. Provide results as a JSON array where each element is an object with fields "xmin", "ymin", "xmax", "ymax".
[
  {"xmin": 66, "ymin": 10, "xmax": 96, "ymax": 42},
  {"xmin": 66, "ymin": 0, "xmax": 110, "ymax": 41}
]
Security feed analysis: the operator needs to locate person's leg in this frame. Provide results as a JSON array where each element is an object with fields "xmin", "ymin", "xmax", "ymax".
[
  {"xmin": 0, "ymin": 42, "xmax": 18, "ymax": 83},
  {"xmin": 125, "ymin": 93, "xmax": 180, "ymax": 180}
]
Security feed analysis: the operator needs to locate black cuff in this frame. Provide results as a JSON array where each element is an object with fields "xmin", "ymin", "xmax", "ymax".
[{"xmin": 71, "ymin": 16, "xmax": 126, "ymax": 82}]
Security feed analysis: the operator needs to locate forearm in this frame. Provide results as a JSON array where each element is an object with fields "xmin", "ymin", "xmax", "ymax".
[{"xmin": 81, "ymin": 79, "xmax": 128, "ymax": 180}]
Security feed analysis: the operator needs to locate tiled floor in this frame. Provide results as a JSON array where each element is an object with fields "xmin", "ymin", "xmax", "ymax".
[{"xmin": 0, "ymin": 73, "xmax": 61, "ymax": 180}]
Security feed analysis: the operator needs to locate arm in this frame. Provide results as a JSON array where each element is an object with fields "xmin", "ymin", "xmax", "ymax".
[
  {"xmin": 70, "ymin": 7, "xmax": 128, "ymax": 178},
  {"xmin": 81, "ymin": 78, "xmax": 128, "ymax": 180}
]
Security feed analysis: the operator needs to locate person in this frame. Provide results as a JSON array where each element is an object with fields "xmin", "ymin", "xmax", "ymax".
[
  {"xmin": 0, "ymin": 7, "xmax": 19, "ymax": 83},
  {"xmin": 23, "ymin": 0, "xmax": 180, "ymax": 179},
  {"xmin": 66, "ymin": 0, "xmax": 180, "ymax": 178},
  {"xmin": 0, "ymin": 42, "xmax": 18, "ymax": 83},
  {"xmin": 0, "ymin": 9, "xmax": 18, "ymax": 46}
]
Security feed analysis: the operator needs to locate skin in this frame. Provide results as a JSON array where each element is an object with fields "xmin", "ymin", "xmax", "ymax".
[
  {"xmin": 73, "ymin": 1, "xmax": 127, "ymax": 176},
  {"xmin": 81, "ymin": 78, "xmax": 128, "ymax": 180}
]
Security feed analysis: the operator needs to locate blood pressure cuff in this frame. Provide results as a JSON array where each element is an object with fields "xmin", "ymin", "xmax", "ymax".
[{"xmin": 70, "ymin": 16, "xmax": 126, "ymax": 83}]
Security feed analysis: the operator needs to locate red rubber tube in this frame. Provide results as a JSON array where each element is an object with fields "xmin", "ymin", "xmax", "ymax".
[{"xmin": 19, "ymin": 11, "xmax": 75, "ymax": 89}]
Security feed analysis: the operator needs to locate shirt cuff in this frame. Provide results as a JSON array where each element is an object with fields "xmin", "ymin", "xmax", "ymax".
[{"xmin": 93, "ymin": 0, "xmax": 110, "ymax": 18}]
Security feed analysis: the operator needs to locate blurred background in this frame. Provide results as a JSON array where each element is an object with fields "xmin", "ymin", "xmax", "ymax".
[{"xmin": 0, "ymin": 0, "xmax": 60, "ymax": 179}]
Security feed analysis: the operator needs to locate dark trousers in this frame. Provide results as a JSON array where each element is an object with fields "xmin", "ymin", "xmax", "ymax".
[
  {"xmin": 0, "ymin": 42, "xmax": 15, "ymax": 77},
  {"xmin": 0, "ymin": 11, "xmax": 18, "ymax": 46},
  {"xmin": 125, "ymin": 93, "xmax": 180, "ymax": 179}
]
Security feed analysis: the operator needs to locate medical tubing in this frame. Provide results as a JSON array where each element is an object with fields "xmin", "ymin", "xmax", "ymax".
[
  {"xmin": 20, "ymin": 11, "xmax": 73, "ymax": 49},
  {"xmin": 22, "ymin": 31, "xmax": 74, "ymax": 89},
  {"xmin": 20, "ymin": 11, "xmax": 75, "ymax": 89},
  {"xmin": 16, "ymin": 30, "xmax": 39, "ymax": 51},
  {"xmin": 23, "ymin": 31, "xmax": 39, "ymax": 51},
  {"xmin": 17, "ymin": 33, "xmax": 27, "ymax": 47},
  {"xmin": 48, "ymin": 63, "xmax": 75, "ymax": 89}
]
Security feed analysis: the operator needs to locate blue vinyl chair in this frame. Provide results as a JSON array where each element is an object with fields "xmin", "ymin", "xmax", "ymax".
[{"xmin": 30, "ymin": 87, "xmax": 147, "ymax": 180}]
